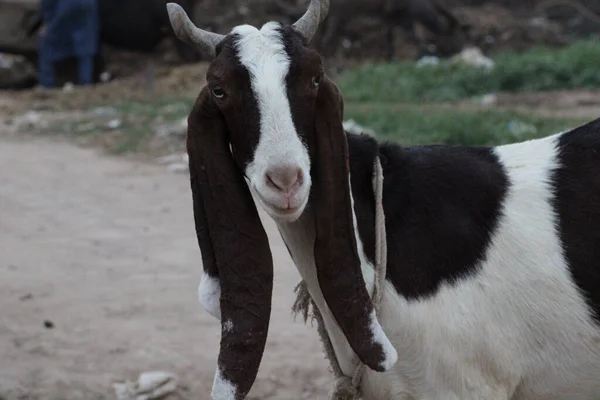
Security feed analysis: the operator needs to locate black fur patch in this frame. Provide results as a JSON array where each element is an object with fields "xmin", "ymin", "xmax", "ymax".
[
  {"xmin": 551, "ymin": 117, "xmax": 600, "ymax": 323},
  {"xmin": 347, "ymin": 133, "xmax": 510, "ymax": 301}
]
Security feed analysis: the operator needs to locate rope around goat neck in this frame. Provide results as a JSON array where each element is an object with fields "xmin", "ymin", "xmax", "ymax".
[{"xmin": 292, "ymin": 156, "xmax": 387, "ymax": 400}]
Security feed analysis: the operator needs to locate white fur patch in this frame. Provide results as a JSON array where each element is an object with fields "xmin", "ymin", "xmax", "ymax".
[
  {"xmin": 223, "ymin": 319, "xmax": 234, "ymax": 333},
  {"xmin": 233, "ymin": 23, "xmax": 311, "ymax": 221},
  {"xmin": 211, "ymin": 368, "xmax": 237, "ymax": 400},
  {"xmin": 198, "ymin": 273, "xmax": 221, "ymax": 320},
  {"xmin": 368, "ymin": 309, "xmax": 398, "ymax": 371}
]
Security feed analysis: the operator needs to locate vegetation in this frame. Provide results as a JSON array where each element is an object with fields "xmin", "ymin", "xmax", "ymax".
[
  {"xmin": 344, "ymin": 103, "xmax": 582, "ymax": 146},
  {"xmin": 338, "ymin": 40, "xmax": 600, "ymax": 104},
  {"xmin": 48, "ymin": 40, "xmax": 596, "ymax": 153},
  {"xmin": 332, "ymin": 40, "xmax": 597, "ymax": 145}
]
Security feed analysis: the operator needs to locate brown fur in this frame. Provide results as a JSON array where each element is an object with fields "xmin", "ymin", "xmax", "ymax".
[
  {"xmin": 311, "ymin": 76, "xmax": 387, "ymax": 370},
  {"xmin": 187, "ymin": 85, "xmax": 273, "ymax": 399}
]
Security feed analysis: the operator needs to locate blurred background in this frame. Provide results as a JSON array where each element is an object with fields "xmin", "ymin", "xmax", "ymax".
[
  {"xmin": 0, "ymin": 1, "xmax": 599, "ymax": 399},
  {"xmin": 1, "ymin": 0, "xmax": 599, "ymax": 150}
]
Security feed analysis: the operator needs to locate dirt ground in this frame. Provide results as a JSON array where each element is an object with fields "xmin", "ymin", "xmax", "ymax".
[{"xmin": 0, "ymin": 133, "xmax": 332, "ymax": 400}]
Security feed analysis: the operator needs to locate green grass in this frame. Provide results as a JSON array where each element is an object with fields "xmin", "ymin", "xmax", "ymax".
[
  {"xmin": 52, "ymin": 97, "xmax": 194, "ymax": 154},
  {"xmin": 108, "ymin": 98, "xmax": 193, "ymax": 154},
  {"xmin": 59, "ymin": 97, "xmax": 584, "ymax": 154},
  {"xmin": 338, "ymin": 40, "xmax": 600, "ymax": 103},
  {"xmin": 344, "ymin": 103, "xmax": 584, "ymax": 146},
  {"xmin": 47, "ymin": 40, "xmax": 596, "ymax": 153},
  {"xmin": 113, "ymin": 98, "xmax": 192, "ymax": 121}
]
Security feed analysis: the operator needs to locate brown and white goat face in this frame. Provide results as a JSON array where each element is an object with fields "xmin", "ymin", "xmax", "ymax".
[
  {"xmin": 167, "ymin": 1, "xmax": 397, "ymax": 398},
  {"xmin": 205, "ymin": 23, "xmax": 322, "ymax": 222}
]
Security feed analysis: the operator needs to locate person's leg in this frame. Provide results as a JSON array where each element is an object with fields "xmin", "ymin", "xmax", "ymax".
[
  {"xmin": 39, "ymin": 0, "xmax": 81, "ymax": 87},
  {"xmin": 77, "ymin": 55, "xmax": 94, "ymax": 85},
  {"xmin": 74, "ymin": 0, "xmax": 99, "ymax": 85},
  {"xmin": 37, "ymin": 35, "xmax": 55, "ymax": 88}
]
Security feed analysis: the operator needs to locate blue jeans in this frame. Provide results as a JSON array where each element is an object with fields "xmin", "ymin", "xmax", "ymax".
[
  {"xmin": 38, "ymin": 43, "xmax": 94, "ymax": 88},
  {"xmin": 38, "ymin": 0, "xmax": 98, "ymax": 88},
  {"xmin": 38, "ymin": 53, "xmax": 94, "ymax": 88}
]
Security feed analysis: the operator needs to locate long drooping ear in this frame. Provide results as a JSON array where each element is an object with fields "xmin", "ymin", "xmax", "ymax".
[
  {"xmin": 187, "ymin": 86, "xmax": 273, "ymax": 400},
  {"xmin": 312, "ymin": 77, "xmax": 398, "ymax": 372}
]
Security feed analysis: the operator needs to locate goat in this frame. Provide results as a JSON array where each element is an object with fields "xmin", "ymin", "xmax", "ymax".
[{"xmin": 166, "ymin": 0, "xmax": 600, "ymax": 399}]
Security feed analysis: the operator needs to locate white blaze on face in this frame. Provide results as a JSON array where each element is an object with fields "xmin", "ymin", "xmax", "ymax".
[{"xmin": 232, "ymin": 23, "xmax": 312, "ymax": 220}]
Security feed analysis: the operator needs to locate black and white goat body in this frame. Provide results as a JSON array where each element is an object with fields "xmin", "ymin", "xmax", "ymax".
[{"xmin": 166, "ymin": 1, "xmax": 600, "ymax": 399}]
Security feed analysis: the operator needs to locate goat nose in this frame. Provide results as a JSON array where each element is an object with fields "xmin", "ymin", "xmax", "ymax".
[{"xmin": 266, "ymin": 165, "xmax": 302, "ymax": 192}]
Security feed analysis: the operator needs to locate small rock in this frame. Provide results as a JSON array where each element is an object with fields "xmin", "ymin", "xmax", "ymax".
[
  {"xmin": 106, "ymin": 119, "xmax": 122, "ymax": 130},
  {"xmin": 475, "ymin": 93, "xmax": 498, "ymax": 106},
  {"xmin": 343, "ymin": 119, "xmax": 376, "ymax": 137},
  {"xmin": 530, "ymin": 16, "xmax": 551, "ymax": 28},
  {"xmin": 100, "ymin": 71, "xmax": 112, "ymax": 83},
  {"xmin": 20, "ymin": 293, "xmax": 33, "ymax": 301},
  {"xmin": 416, "ymin": 55, "xmax": 440, "ymax": 68},
  {"xmin": 76, "ymin": 122, "xmax": 97, "ymax": 133},
  {"xmin": 155, "ymin": 118, "xmax": 187, "ymax": 138},
  {"xmin": 238, "ymin": 5, "xmax": 249, "ymax": 15},
  {"xmin": 451, "ymin": 47, "xmax": 495, "ymax": 70},
  {"xmin": 0, "ymin": 52, "xmax": 12, "ymax": 69},
  {"xmin": 508, "ymin": 120, "xmax": 537, "ymax": 136},
  {"xmin": 88, "ymin": 106, "xmax": 118, "ymax": 117},
  {"xmin": 156, "ymin": 154, "xmax": 181, "ymax": 165},
  {"xmin": 0, "ymin": 54, "xmax": 36, "ymax": 89},
  {"xmin": 167, "ymin": 163, "xmax": 189, "ymax": 174},
  {"xmin": 156, "ymin": 153, "xmax": 188, "ymax": 165},
  {"xmin": 113, "ymin": 371, "xmax": 179, "ymax": 400},
  {"xmin": 13, "ymin": 111, "xmax": 45, "ymax": 129}
]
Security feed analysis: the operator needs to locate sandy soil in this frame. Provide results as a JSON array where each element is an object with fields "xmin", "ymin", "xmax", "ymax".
[{"xmin": 0, "ymin": 134, "xmax": 331, "ymax": 400}]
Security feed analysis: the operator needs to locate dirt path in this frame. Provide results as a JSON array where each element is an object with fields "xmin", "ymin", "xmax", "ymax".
[{"xmin": 0, "ymin": 135, "xmax": 330, "ymax": 400}]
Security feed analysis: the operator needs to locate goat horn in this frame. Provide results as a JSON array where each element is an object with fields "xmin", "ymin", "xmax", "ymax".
[
  {"xmin": 292, "ymin": 0, "xmax": 330, "ymax": 43},
  {"xmin": 166, "ymin": 3, "xmax": 224, "ymax": 59}
]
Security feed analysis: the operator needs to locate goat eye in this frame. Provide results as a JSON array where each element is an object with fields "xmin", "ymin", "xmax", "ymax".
[
  {"xmin": 212, "ymin": 87, "xmax": 226, "ymax": 99},
  {"xmin": 311, "ymin": 76, "xmax": 322, "ymax": 87}
]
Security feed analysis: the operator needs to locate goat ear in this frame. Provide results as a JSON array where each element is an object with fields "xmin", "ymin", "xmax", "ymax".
[
  {"xmin": 187, "ymin": 86, "xmax": 273, "ymax": 399},
  {"xmin": 312, "ymin": 77, "xmax": 397, "ymax": 372}
]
